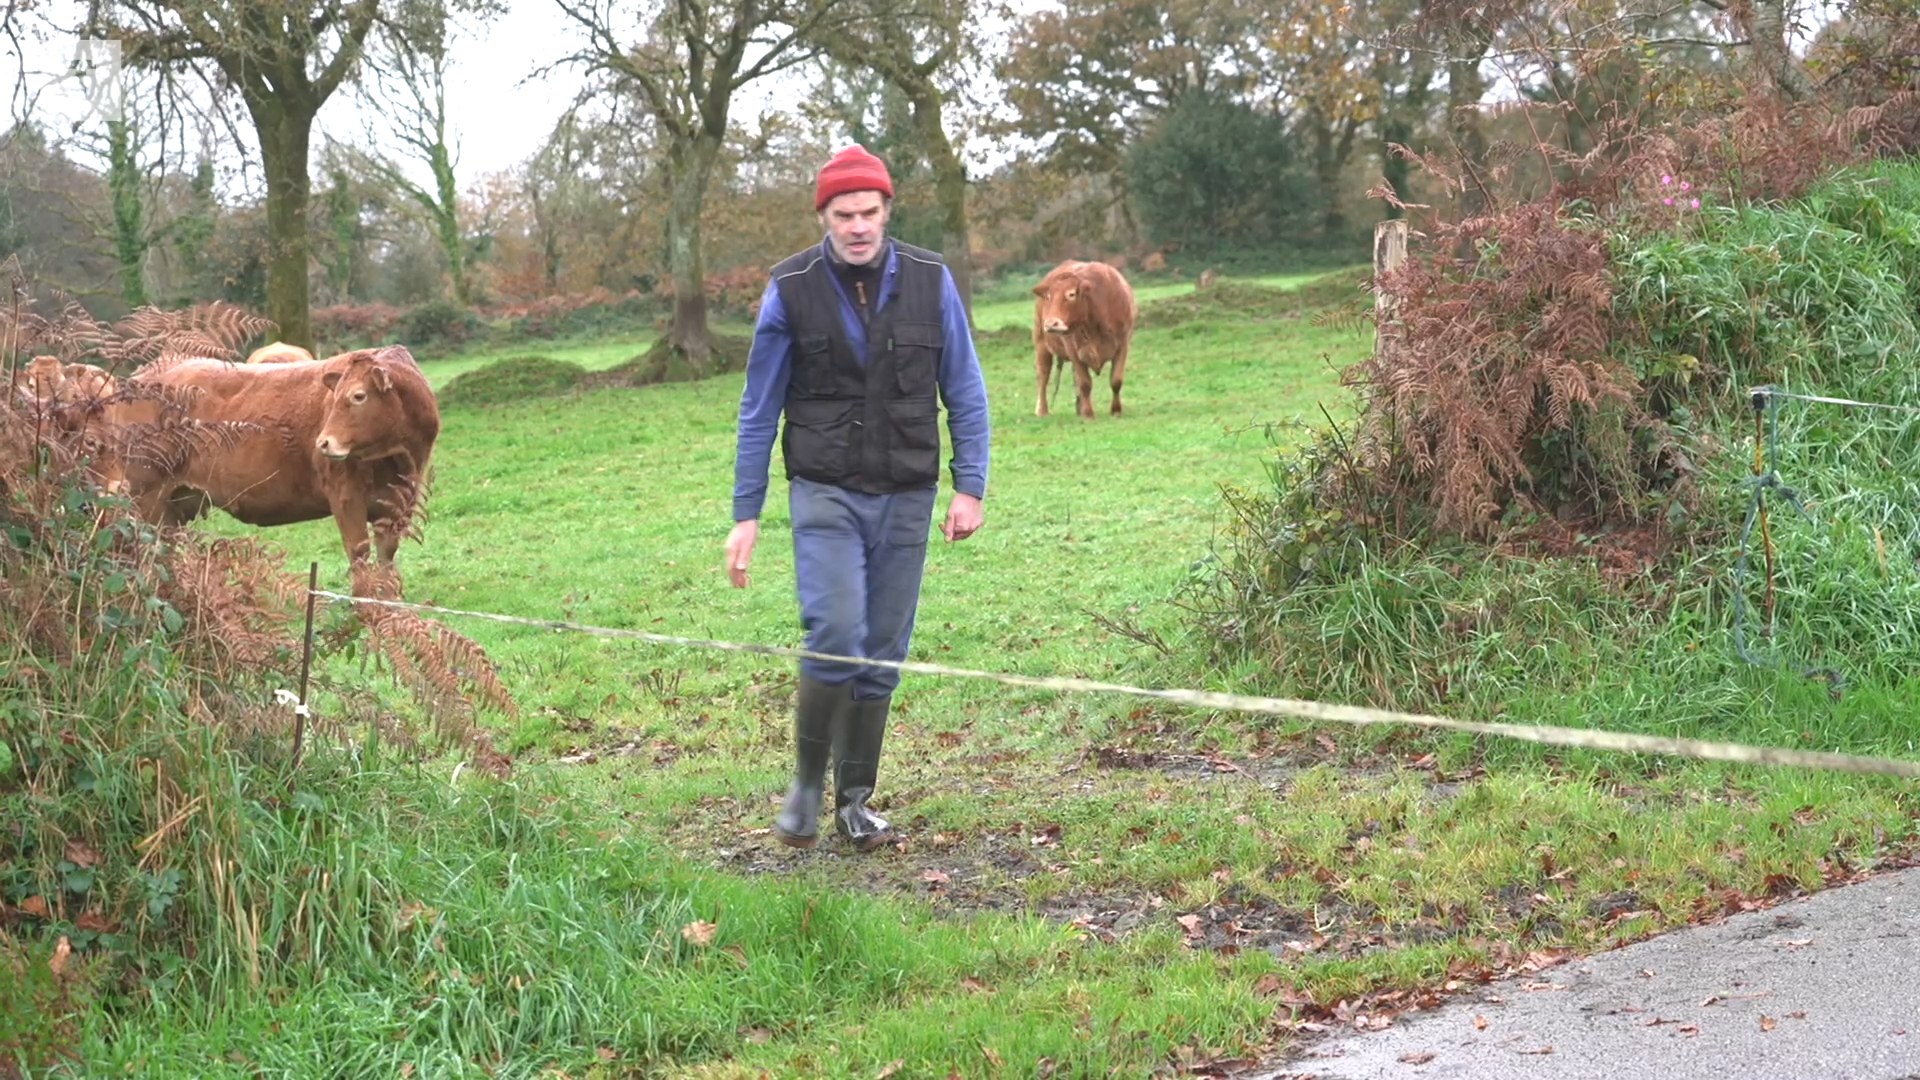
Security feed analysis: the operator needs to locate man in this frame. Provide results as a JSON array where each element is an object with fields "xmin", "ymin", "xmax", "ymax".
[{"xmin": 725, "ymin": 145, "xmax": 991, "ymax": 852}]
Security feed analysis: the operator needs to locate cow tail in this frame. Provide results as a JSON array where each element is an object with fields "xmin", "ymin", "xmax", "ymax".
[{"xmin": 1049, "ymin": 353, "xmax": 1065, "ymax": 413}]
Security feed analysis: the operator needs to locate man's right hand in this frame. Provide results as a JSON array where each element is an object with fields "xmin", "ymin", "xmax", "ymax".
[{"xmin": 725, "ymin": 519, "xmax": 759, "ymax": 588}]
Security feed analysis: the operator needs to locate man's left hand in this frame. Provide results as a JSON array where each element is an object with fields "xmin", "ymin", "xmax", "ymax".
[{"xmin": 942, "ymin": 493, "xmax": 984, "ymax": 542}]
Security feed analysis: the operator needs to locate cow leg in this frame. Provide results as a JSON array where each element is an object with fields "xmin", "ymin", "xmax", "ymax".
[
  {"xmin": 1073, "ymin": 360, "xmax": 1096, "ymax": 419},
  {"xmin": 1109, "ymin": 339, "xmax": 1130, "ymax": 417},
  {"xmin": 1034, "ymin": 345, "xmax": 1053, "ymax": 417},
  {"xmin": 329, "ymin": 486, "xmax": 377, "ymax": 567}
]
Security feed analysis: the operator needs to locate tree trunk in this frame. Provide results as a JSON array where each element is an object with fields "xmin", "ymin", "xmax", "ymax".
[
  {"xmin": 1378, "ymin": 57, "xmax": 1431, "ymax": 221},
  {"xmin": 429, "ymin": 140, "xmax": 468, "ymax": 305},
  {"xmin": 106, "ymin": 119, "xmax": 149, "ymax": 308},
  {"xmin": 907, "ymin": 82, "xmax": 972, "ymax": 325},
  {"xmin": 1448, "ymin": 58, "xmax": 1489, "ymax": 219},
  {"xmin": 250, "ymin": 96, "xmax": 317, "ymax": 352},
  {"xmin": 1316, "ymin": 113, "xmax": 1360, "ymax": 240},
  {"xmin": 1447, "ymin": 44, "xmax": 1492, "ymax": 263},
  {"xmin": 1741, "ymin": 0, "xmax": 1816, "ymax": 103},
  {"xmin": 665, "ymin": 131, "xmax": 722, "ymax": 372},
  {"xmin": 324, "ymin": 170, "xmax": 356, "ymax": 299}
]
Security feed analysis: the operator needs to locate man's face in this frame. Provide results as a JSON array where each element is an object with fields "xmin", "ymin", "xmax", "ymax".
[{"xmin": 820, "ymin": 190, "xmax": 890, "ymax": 265}]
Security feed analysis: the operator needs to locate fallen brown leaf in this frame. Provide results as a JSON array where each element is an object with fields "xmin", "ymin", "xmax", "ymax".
[
  {"xmin": 1760, "ymin": 1016, "xmax": 1777, "ymax": 1032},
  {"xmin": 1788, "ymin": 1011, "xmax": 1807, "ymax": 1020},
  {"xmin": 64, "ymin": 841, "xmax": 100, "ymax": 869},
  {"xmin": 680, "ymin": 920, "xmax": 718, "ymax": 946},
  {"xmin": 740, "ymin": 1027, "xmax": 774, "ymax": 1044},
  {"xmin": 1678, "ymin": 1025, "xmax": 1700, "ymax": 1036},
  {"xmin": 1253, "ymin": 974, "xmax": 1285, "ymax": 997},
  {"xmin": 1176, "ymin": 914, "xmax": 1204, "ymax": 939},
  {"xmin": 1519, "ymin": 1045, "xmax": 1554, "ymax": 1055},
  {"xmin": 75, "ymin": 911, "xmax": 117, "ymax": 933},
  {"xmin": 597, "ymin": 1047, "xmax": 618, "ymax": 1061},
  {"xmin": 20, "ymin": 895, "xmax": 48, "ymax": 919},
  {"xmin": 982, "ymin": 1046, "xmax": 1004, "ymax": 1067},
  {"xmin": 960, "ymin": 976, "xmax": 993, "ymax": 994},
  {"xmin": 400, "ymin": 1064, "xmax": 414, "ymax": 1079},
  {"xmin": 1473, "ymin": 1015, "xmax": 1488, "ymax": 1031},
  {"xmin": 1399, "ymin": 1051, "xmax": 1436, "ymax": 1065},
  {"xmin": 48, "ymin": 936, "xmax": 71, "ymax": 978},
  {"xmin": 921, "ymin": 869, "xmax": 951, "ymax": 886},
  {"xmin": 875, "ymin": 1060, "xmax": 905, "ymax": 1079}
]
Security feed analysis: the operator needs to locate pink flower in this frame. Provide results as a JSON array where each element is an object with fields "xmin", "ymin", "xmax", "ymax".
[
  {"xmin": 1690, "ymin": 198, "xmax": 1700, "ymax": 209},
  {"xmin": 1661, "ymin": 175, "xmax": 1673, "ymax": 185},
  {"xmin": 1663, "ymin": 197, "xmax": 1674, "ymax": 205},
  {"xmin": 1680, "ymin": 181, "xmax": 1692, "ymax": 191}
]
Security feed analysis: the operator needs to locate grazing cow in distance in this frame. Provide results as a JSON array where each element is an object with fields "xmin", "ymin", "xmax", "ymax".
[
  {"xmin": 1032, "ymin": 260, "xmax": 1138, "ymax": 419},
  {"xmin": 123, "ymin": 345, "xmax": 440, "ymax": 565},
  {"xmin": 247, "ymin": 341, "xmax": 316, "ymax": 365}
]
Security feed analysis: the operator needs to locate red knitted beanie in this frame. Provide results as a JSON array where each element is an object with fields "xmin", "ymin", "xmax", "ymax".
[{"xmin": 815, "ymin": 145, "xmax": 894, "ymax": 211}]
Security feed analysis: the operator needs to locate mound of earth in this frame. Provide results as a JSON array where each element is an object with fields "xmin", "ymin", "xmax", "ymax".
[
  {"xmin": 438, "ymin": 355, "xmax": 588, "ymax": 407},
  {"xmin": 588, "ymin": 333, "xmax": 753, "ymax": 388},
  {"xmin": 1137, "ymin": 268, "xmax": 1370, "ymax": 329}
]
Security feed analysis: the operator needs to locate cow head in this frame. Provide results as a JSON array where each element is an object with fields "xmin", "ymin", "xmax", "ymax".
[
  {"xmin": 1033, "ymin": 267, "xmax": 1094, "ymax": 335},
  {"xmin": 316, "ymin": 349, "xmax": 413, "ymax": 461},
  {"xmin": 12, "ymin": 355, "xmax": 66, "ymax": 404}
]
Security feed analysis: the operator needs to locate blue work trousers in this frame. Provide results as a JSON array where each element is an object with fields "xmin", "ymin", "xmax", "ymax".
[{"xmin": 789, "ymin": 477, "xmax": 936, "ymax": 700}]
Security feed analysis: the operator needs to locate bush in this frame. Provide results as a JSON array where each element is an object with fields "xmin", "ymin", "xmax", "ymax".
[
  {"xmin": 1200, "ymin": 149, "xmax": 1920, "ymax": 721},
  {"xmin": 397, "ymin": 297, "xmax": 487, "ymax": 354},
  {"xmin": 1126, "ymin": 89, "xmax": 1321, "ymax": 250}
]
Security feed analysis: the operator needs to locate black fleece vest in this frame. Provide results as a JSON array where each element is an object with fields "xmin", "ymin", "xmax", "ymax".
[{"xmin": 771, "ymin": 240, "xmax": 946, "ymax": 493}]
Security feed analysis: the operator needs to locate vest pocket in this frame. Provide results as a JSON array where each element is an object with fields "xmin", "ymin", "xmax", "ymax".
[
  {"xmin": 794, "ymin": 332, "xmax": 835, "ymax": 395},
  {"xmin": 783, "ymin": 398, "xmax": 859, "ymax": 479},
  {"xmin": 890, "ymin": 321, "xmax": 943, "ymax": 397},
  {"xmin": 882, "ymin": 398, "xmax": 940, "ymax": 484}
]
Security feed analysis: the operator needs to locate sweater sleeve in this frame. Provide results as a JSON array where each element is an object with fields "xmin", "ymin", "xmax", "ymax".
[
  {"xmin": 731, "ymin": 282, "xmax": 793, "ymax": 522},
  {"xmin": 936, "ymin": 268, "xmax": 991, "ymax": 500}
]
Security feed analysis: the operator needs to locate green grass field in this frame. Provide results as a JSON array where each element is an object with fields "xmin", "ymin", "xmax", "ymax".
[{"xmin": 106, "ymin": 267, "xmax": 1916, "ymax": 1077}]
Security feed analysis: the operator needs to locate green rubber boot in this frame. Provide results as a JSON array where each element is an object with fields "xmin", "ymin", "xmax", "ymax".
[
  {"xmin": 834, "ymin": 694, "xmax": 895, "ymax": 852},
  {"xmin": 772, "ymin": 675, "xmax": 846, "ymax": 848}
]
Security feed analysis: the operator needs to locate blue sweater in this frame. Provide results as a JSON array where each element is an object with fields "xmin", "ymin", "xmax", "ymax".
[{"xmin": 731, "ymin": 240, "xmax": 992, "ymax": 522}]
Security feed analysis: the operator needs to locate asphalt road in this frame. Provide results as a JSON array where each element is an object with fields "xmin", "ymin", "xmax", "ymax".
[{"xmin": 1246, "ymin": 866, "xmax": 1920, "ymax": 1080}]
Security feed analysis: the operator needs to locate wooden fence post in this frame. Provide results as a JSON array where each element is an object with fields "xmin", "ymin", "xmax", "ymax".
[{"xmin": 1373, "ymin": 218, "xmax": 1408, "ymax": 359}]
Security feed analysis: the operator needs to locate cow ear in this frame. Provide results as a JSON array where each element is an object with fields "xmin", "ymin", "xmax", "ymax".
[
  {"xmin": 373, "ymin": 366, "xmax": 393, "ymax": 392},
  {"xmin": 322, "ymin": 371, "xmax": 343, "ymax": 391},
  {"xmin": 1032, "ymin": 283, "xmax": 1048, "ymax": 297}
]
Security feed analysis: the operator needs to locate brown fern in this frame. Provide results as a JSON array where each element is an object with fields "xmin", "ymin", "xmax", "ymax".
[{"xmin": 345, "ymin": 560, "xmax": 517, "ymax": 778}]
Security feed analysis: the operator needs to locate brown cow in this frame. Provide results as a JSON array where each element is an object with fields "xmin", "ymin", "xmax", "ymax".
[
  {"xmin": 12, "ymin": 355, "xmax": 66, "ymax": 400},
  {"xmin": 247, "ymin": 341, "xmax": 317, "ymax": 365},
  {"xmin": 1032, "ymin": 260, "xmax": 1138, "ymax": 419},
  {"xmin": 122, "ymin": 345, "xmax": 440, "ymax": 565},
  {"xmin": 10, "ymin": 358, "xmax": 132, "ymax": 492}
]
